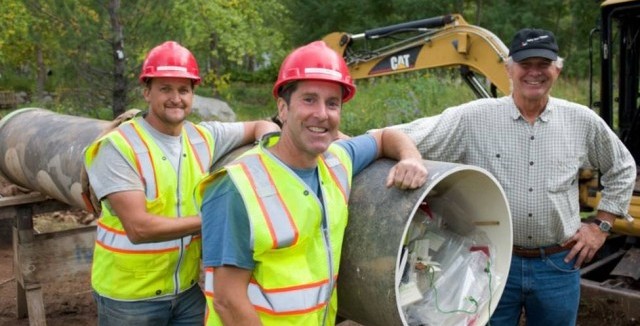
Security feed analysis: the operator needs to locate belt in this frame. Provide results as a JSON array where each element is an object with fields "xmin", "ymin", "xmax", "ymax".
[{"xmin": 512, "ymin": 241, "xmax": 576, "ymax": 258}]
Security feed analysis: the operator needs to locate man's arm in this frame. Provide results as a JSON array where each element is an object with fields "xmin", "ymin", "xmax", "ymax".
[
  {"xmin": 240, "ymin": 120, "xmax": 280, "ymax": 145},
  {"xmin": 369, "ymin": 128, "xmax": 428, "ymax": 189},
  {"xmin": 213, "ymin": 266, "xmax": 262, "ymax": 325},
  {"xmin": 564, "ymin": 115, "xmax": 636, "ymax": 268},
  {"xmin": 106, "ymin": 191, "xmax": 200, "ymax": 244},
  {"xmin": 201, "ymin": 175, "xmax": 259, "ymax": 324}
]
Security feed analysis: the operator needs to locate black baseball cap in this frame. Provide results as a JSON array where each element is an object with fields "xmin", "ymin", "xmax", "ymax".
[{"xmin": 508, "ymin": 28, "xmax": 559, "ymax": 62}]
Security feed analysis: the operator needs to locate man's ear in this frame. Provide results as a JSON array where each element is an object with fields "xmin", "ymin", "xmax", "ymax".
[
  {"xmin": 276, "ymin": 98, "xmax": 288, "ymax": 124},
  {"xmin": 143, "ymin": 86, "xmax": 151, "ymax": 102}
]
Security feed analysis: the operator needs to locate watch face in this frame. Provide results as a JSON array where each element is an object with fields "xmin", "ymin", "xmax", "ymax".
[{"xmin": 596, "ymin": 219, "xmax": 612, "ymax": 232}]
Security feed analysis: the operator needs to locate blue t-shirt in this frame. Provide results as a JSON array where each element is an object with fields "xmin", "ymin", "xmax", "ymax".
[{"xmin": 201, "ymin": 135, "xmax": 378, "ymax": 269}]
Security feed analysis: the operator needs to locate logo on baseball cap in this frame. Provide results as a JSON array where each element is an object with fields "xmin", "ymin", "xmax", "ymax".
[{"xmin": 508, "ymin": 28, "xmax": 558, "ymax": 62}]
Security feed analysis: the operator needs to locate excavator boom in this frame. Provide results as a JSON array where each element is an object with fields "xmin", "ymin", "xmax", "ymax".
[{"xmin": 322, "ymin": 14, "xmax": 510, "ymax": 98}]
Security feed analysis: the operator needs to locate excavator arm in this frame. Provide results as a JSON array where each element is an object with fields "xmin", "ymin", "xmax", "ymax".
[{"xmin": 322, "ymin": 14, "xmax": 510, "ymax": 98}]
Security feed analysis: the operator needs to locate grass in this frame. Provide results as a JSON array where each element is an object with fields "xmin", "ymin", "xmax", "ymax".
[{"xmin": 224, "ymin": 71, "xmax": 592, "ymax": 137}]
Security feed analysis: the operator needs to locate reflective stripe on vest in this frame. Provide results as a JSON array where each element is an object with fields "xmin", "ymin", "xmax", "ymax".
[
  {"xmin": 320, "ymin": 152, "xmax": 350, "ymax": 203},
  {"xmin": 96, "ymin": 220, "xmax": 197, "ymax": 253},
  {"xmin": 237, "ymin": 154, "xmax": 297, "ymax": 249},
  {"xmin": 184, "ymin": 123, "xmax": 212, "ymax": 173},
  {"xmin": 204, "ymin": 268, "xmax": 336, "ymax": 315},
  {"xmin": 118, "ymin": 122, "xmax": 211, "ymax": 199},
  {"xmin": 117, "ymin": 123, "xmax": 158, "ymax": 199}
]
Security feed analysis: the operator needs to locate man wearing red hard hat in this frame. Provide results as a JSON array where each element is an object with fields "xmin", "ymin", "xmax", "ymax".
[
  {"xmin": 84, "ymin": 41, "xmax": 279, "ymax": 325},
  {"xmin": 197, "ymin": 41, "xmax": 428, "ymax": 325}
]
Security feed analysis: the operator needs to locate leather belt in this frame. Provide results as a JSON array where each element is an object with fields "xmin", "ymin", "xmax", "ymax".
[{"xmin": 512, "ymin": 241, "xmax": 576, "ymax": 258}]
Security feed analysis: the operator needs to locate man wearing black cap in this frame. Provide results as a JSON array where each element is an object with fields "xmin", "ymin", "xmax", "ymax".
[{"xmin": 384, "ymin": 28, "xmax": 636, "ymax": 325}]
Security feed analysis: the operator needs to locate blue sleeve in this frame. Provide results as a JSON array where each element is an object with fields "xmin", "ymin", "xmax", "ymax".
[
  {"xmin": 201, "ymin": 175, "xmax": 255, "ymax": 270},
  {"xmin": 335, "ymin": 134, "xmax": 378, "ymax": 176}
]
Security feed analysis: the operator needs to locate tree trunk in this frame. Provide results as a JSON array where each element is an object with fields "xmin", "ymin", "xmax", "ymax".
[
  {"xmin": 209, "ymin": 32, "xmax": 221, "ymax": 97},
  {"xmin": 475, "ymin": 0, "xmax": 483, "ymax": 25},
  {"xmin": 35, "ymin": 44, "xmax": 46, "ymax": 100},
  {"xmin": 109, "ymin": 0, "xmax": 126, "ymax": 118}
]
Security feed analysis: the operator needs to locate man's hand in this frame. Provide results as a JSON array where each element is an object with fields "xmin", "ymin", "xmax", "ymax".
[
  {"xmin": 385, "ymin": 157, "xmax": 428, "ymax": 189},
  {"xmin": 564, "ymin": 212, "xmax": 615, "ymax": 267}
]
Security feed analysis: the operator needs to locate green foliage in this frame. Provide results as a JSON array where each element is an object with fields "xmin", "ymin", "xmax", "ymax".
[
  {"xmin": 0, "ymin": 71, "xmax": 32, "ymax": 92},
  {"xmin": 551, "ymin": 77, "xmax": 592, "ymax": 108},
  {"xmin": 226, "ymin": 73, "xmax": 590, "ymax": 138},
  {"xmin": 340, "ymin": 72, "xmax": 477, "ymax": 135},
  {"xmin": 225, "ymin": 82, "xmax": 276, "ymax": 121},
  {"xmin": 0, "ymin": 1, "xmax": 31, "ymax": 66}
]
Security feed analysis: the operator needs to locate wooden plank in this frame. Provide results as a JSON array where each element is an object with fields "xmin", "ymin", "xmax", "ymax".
[
  {"xmin": 25, "ymin": 284, "xmax": 46, "ymax": 326},
  {"xmin": 16, "ymin": 279, "xmax": 28, "ymax": 319},
  {"xmin": 17, "ymin": 225, "xmax": 95, "ymax": 284},
  {"xmin": 0, "ymin": 195, "xmax": 71, "ymax": 220},
  {"xmin": 14, "ymin": 227, "xmax": 28, "ymax": 319},
  {"xmin": 0, "ymin": 193, "xmax": 47, "ymax": 208}
]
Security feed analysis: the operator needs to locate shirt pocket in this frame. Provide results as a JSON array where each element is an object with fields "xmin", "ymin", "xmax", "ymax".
[{"xmin": 546, "ymin": 157, "xmax": 579, "ymax": 193}]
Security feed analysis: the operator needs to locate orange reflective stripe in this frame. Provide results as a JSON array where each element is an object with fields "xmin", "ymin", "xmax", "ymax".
[
  {"xmin": 118, "ymin": 124, "xmax": 159, "ymax": 199},
  {"xmin": 96, "ymin": 221, "xmax": 186, "ymax": 253},
  {"xmin": 238, "ymin": 157, "xmax": 299, "ymax": 249},
  {"xmin": 184, "ymin": 123, "xmax": 212, "ymax": 173},
  {"xmin": 205, "ymin": 267, "xmax": 336, "ymax": 315},
  {"xmin": 204, "ymin": 267, "xmax": 214, "ymax": 297},
  {"xmin": 321, "ymin": 151, "xmax": 349, "ymax": 203}
]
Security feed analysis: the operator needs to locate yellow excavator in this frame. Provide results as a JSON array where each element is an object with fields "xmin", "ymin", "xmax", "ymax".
[{"xmin": 322, "ymin": 14, "xmax": 509, "ymax": 99}]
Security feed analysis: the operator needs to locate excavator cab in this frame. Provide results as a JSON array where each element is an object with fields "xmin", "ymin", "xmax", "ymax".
[
  {"xmin": 579, "ymin": 0, "xmax": 640, "ymax": 322},
  {"xmin": 322, "ymin": 14, "xmax": 510, "ymax": 99}
]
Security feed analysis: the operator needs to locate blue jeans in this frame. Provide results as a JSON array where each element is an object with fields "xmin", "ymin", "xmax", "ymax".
[
  {"xmin": 489, "ymin": 250, "xmax": 580, "ymax": 326},
  {"xmin": 93, "ymin": 284, "xmax": 205, "ymax": 326}
]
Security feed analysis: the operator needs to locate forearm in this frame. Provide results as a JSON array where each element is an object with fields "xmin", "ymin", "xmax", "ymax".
[
  {"xmin": 595, "ymin": 210, "xmax": 618, "ymax": 225},
  {"xmin": 215, "ymin": 298, "xmax": 262, "ymax": 326},
  {"xmin": 597, "ymin": 165, "xmax": 636, "ymax": 220},
  {"xmin": 106, "ymin": 191, "xmax": 201, "ymax": 244},
  {"xmin": 369, "ymin": 129, "xmax": 428, "ymax": 189},
  {"xmin": 376, "ymin": 128, "xmax": 423, "ymax": 161},
  {"xmin": 592, "ymin": 127, "xmax": 636, "ymax": 218},
  {"xmin": 126, "ymin": 214, "xmax": 201, "ymax": 243},
  {"xmin": 214, "ymin": 266, "xmax": 261, "ymax": 325},
  {"xmin": 243, "ymin": 120, "xmax": 280, "ymax": 144}
]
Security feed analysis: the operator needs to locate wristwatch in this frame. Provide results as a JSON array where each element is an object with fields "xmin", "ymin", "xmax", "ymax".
[{"xmin": 593, "ymin": 218, "xmax": 612, "ymax": 233}]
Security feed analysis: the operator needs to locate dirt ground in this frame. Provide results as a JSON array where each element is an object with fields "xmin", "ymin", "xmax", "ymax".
[
  {"xmin": 0, "ymin": 176, "xmax": 637, "ymax": 325},
  {"xmin": 2, "ymin": 235, "xmax": 636, "ymax": 326}
]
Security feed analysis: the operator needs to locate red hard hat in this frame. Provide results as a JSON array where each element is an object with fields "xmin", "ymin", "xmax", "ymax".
[
  {"xmin": 139, "ymin": 41, "xmax": 201, "ymax": 85},
  {"xmin": 273, "ymin": 41, "xmax": 356, "ymax": 103}
]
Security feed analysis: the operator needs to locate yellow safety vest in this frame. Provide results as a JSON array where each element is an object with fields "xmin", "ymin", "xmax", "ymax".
[
  {"xmin": 85, "ymin": 117, "xmax": 214, "ymax": 300},
  {"xmin": 198, "ymin": 134, "xmax": 353, "ymax": 325}
]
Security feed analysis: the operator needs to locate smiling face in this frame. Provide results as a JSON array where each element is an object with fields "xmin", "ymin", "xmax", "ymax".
[
  {"xmin": 276, "ymin": 80, "xmax": 342, "ymax": 165},
  {"xmin": 143, "ymin": 77, "xmax": 194, "ymax": 136},
  {"xmin": 508, "ymin": 57, "xmax": 561, "ymax": 108}
]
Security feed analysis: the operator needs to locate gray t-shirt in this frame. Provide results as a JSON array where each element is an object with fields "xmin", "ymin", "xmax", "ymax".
[{"xmin": 88, "ymin": 117, "xmax": 245, "ymax": 201}]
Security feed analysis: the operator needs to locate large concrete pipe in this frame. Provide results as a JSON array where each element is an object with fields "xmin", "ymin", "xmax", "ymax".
[
  {"xmin": 0, "ymin": 108, "xmax": 110, "ymax": 209},
  {"xmin": 340, "ymin": 159, "xmax": 512, "ymax": 326}
]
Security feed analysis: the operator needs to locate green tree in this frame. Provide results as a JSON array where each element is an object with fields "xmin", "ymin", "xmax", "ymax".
[
  {"xmin": 1, "ymin": 0, "xmax": 290, "ymax": 118},
  {"xmin": 0, "ymin": 1, "xmax": 63, "ymax": 95}
]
